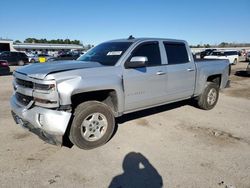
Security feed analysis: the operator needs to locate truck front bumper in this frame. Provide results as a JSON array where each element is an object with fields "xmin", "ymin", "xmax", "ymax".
[{"xmin": 10, "ymin": 95, "xmax": 72, "ymax": 145}]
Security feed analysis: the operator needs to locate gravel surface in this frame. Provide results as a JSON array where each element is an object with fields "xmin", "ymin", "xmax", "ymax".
[{"xmin": 0, "ymin": 62, "xmax": 250, "ymax": 188}]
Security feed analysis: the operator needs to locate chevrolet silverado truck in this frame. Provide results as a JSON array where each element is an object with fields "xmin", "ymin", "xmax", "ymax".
[{"xmin": 10, "ymin": 38, "xmax": 230, "ymax": 149}]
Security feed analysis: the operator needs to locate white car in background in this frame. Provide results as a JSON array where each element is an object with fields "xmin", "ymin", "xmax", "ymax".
[{"xmin": 204, "ymin": 50, "xmax": 239, "ymax": 65}]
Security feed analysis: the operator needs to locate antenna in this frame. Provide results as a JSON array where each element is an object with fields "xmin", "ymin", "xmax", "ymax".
[{"xmin": 128, "ymin": 35, "xmax": 135, "ymax": 40}]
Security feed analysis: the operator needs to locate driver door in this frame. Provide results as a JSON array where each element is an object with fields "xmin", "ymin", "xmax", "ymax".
[{"xmin": 123, "ymin": 42, "xmax": 167, "ymax": 112}]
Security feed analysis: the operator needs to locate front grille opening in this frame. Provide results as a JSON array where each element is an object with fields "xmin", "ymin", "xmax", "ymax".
[
  {"xmin": 16, "ymin": 92, "xmax": 33, "ymax": 106},
  {"xmin": 16, "ymin": 78, "xmax": 33, "ymax": 88}
]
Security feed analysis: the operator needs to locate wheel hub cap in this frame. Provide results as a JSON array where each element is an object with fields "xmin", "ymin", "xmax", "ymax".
[
  {"xmin": 80, "ymin": 113, "xmax": 108, "ymax": 141},
  {"xmin": 207, "ymin": 88, "xmax": 217, "ymax": 105}
]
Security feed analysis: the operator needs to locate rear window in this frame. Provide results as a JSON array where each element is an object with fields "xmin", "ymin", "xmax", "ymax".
[{"xmin": 163, "ymin": 42, "xmax": 189, "ymax": 64}]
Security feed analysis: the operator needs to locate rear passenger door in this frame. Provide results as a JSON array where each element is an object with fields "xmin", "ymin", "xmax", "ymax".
[
  {"xmin": 123, "ymin": 42, "xmax": 167, "ymax": 111},
  {"xmin": 163, "ymin": 42, "xmax": 196, "ymax": 100}
]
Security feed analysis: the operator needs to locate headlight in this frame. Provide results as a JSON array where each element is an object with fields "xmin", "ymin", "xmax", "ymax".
[{"xmin": 33, "ymin": 83, "xmax": 55, "ymax": 90}]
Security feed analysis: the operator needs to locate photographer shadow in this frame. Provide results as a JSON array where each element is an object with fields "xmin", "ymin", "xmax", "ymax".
[{"xmin": 108, "ymin": 152, "xmax": 163, "ymax": 188}]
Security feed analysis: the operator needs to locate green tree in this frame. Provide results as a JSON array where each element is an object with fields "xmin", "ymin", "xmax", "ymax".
[{"xmin": 14, "ymin": 40, "xmax": 21, "ymax": 43}]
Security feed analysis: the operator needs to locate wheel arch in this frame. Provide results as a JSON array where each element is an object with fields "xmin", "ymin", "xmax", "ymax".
[{"xmin": 71, "ymin": 89, "xmax": 121, "ymax": 117}]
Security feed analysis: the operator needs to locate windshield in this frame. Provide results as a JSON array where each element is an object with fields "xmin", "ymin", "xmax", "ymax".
[{"xmin": 77, "ymin": 42, "xmax": 132, "ymax": 66}]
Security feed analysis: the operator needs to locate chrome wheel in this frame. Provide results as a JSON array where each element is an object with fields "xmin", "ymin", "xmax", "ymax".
[
  {"xmin": 207, "ymin": 88, "xmax": 217, "ymax": 105},
  {"xmin": 80, "ymin": 113, "xmax": 108, "ymax": 142}
]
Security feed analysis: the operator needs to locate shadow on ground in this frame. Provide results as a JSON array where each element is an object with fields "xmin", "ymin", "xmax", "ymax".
[
  {"xmin": 108, "ymin": 152, "xmax": 163, "ymax": 188},
  {"xmin": 235, "ymin": 71, "xmax": 250, "ymax": 78},
  {"xmin": 117, "ymin": 99, "xmax": 192, "ymax": 124}
]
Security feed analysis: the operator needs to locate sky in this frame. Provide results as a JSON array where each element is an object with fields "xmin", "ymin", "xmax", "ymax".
[{"xmin": 0, "ymin": 0, "xmax": 249, "ymax": 45}]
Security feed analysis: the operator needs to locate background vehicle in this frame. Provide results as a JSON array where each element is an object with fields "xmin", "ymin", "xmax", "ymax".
[
  {"xmin": 0, "ymin": 60, "xmax": 10, "ymax": 75},
  {"xmin": 0, "ymin": 51, "xmax": 28, "ymax": 65},
  {"xmin": 25, "ymin": 52, "xmax": 36, "ymax": 63},
  {"xmin": 30, "ymin": 54, "xmax": 53, "ymax": 63},
  {"xmin": 200, "ymin": 49, "xmax": 216, "ymax": 59},
  {"xmin": 48, "ymin": 52, "xmax": 80, "ymax": 61},
  {"xmin": 204, "ymin": 50, "xmax": 239, "ymax": 64},
  {"xmin": 10, "ymin": 38, "xmax": 230, "ymax": 150}
]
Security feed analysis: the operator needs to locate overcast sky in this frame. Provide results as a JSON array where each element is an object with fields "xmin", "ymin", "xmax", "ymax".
[{"xmin": 0, "ymin": 0, "xmax": 249, "ymax": 45}]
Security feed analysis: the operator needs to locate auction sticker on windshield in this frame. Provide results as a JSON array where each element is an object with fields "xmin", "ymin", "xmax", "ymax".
[{"xmin": 107, "ymin": 51, "xmax": 123, "ymax": 56}]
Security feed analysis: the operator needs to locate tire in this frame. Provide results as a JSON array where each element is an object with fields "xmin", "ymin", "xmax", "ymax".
[
  {"xmin": 18, "ymin": 60, "xmax": 24, "ymax": 66},
  {"xmin": 69, "ymin": 101, "xmax": 115, "ymax": 149},
  {"xmin": 30, "ymin": 59, "xmax": 35, "ymax": 63},
  {"xmin": 233, "ymin": 59, "xmax": 237, "ymax": 65},
  {"xmin": 196, "ymin": 82, "xmax": 219, "ymax": 110}
]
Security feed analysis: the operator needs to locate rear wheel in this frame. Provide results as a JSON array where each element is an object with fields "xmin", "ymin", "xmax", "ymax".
[
  {"xmin": 196, "ymin": 82, "xmax": 219, "ymax": 110},
  {"xmin": 69, "ymin": 101, "xmax": 115, "ymax": 149}
]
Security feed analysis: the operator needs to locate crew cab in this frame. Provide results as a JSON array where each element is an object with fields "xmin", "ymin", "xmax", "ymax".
[{"xmin": 10, "ymin": 37, "xmax": 230, "ymax": 149}]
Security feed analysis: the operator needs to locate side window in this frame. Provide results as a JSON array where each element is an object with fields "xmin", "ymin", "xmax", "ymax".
[
  {"xmin": 164, "ymin": 42, "xmax": 189, "ymax": 64},
  {"xmin": 132, "ymin": 42, "xmax": 161, "ymax": 66}
]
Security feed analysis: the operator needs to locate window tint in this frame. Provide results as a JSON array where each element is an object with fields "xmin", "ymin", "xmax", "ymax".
[
  {"xmin": 132, "ymin": 42, "xmax": 161, "ymax": 66},
  {"xmin": 164, "ymin": 42, "xmax": 189, "ymax": 64}
]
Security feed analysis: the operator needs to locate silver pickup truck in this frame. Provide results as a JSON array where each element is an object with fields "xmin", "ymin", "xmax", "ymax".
[{"xmin": 10, "ymin": 38, "xmax": 230, "ymax": 149}]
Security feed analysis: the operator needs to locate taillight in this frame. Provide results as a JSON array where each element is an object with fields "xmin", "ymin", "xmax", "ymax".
[{"xmin": 0, "ymin": 61, "xmax": 8, "ymax": 67}]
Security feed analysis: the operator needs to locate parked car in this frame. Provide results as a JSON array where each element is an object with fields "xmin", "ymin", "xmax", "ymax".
[
  {"xmin": 200, "ymin": 49, "xmax": 216, "ymax": 59},
  {"xmin": 0, "ymin": 60, "xmax": 10, "ymax": 75},
  {"xmin": 30, "ymin": 54, "xmax": 54, "ymax": 63},
  {"xmin": 10, "ymin": 37, "xmax": 230, "ymax": 149},
  {"xmin": 25, "ymin": 52, "xmax": 36, "ymax": 63},
  {"xmin": 204, "ymin": 50, "xmax": 239, "ymax": 65},
  {"xmin": 48, "ymin": 53, "xmax": 80, "ymax": 61},
  {"xmin": 0, "ymin": 51, "xmax": 28, "ymax": 66}
]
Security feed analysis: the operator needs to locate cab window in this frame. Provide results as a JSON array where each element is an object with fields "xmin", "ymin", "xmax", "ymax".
[
  {"xmin": 131, "ymin": 42, "xmax": 161, "ymax": 66},
  {"xmin": 164, "ymin": 42, "xmax": 189, "ymax": 64}
]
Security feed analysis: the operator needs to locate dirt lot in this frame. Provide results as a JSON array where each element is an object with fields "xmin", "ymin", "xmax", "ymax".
[{"xmin": 0, "ymin": 62, "xmax": 250, "ymax": 188}]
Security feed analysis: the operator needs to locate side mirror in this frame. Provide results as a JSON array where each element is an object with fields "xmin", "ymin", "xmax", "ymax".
[{"xmin": 125, "ymin": 56, "xmax": 148, "ymax": 68}]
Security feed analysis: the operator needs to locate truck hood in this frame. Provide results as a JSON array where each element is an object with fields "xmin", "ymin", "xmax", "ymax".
[{"xmin": 15, "ymin": 60, "xmax": 103, "ymax": 79}]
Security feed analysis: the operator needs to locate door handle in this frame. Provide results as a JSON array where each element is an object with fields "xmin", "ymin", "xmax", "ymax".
[
  {"xmin": 187, "ymin": 68, "xmax": 195, "ymax": 72},
  {"xmin": 156, "ymin": 71, "xmax": 166, "ymax": 75}
]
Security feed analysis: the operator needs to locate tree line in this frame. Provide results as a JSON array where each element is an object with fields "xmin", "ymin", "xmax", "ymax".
[
  {"xmin": 18, "ymin": 38, "xmax": 82, "ymax": 45},
  {"xmin": 190, "ymin": 42, "xmax": 250, "ymax": 48},
  {"xmin": 14, "ymin": 38, "xmax": 94, "ymax": 50}
]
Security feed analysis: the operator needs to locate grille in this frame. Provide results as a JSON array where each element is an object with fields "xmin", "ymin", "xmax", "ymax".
[
  {"xmin": 16, "ymin": 78, "xmax": 33, "ymax": 88},
  {"xmin": 16, "ymin": 92, "xmax": 33, "ymax": 106}
]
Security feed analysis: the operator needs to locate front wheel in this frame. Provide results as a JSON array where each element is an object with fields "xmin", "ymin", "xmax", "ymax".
[
  {"xmin": 69, "ymin": 101, "xmax": 115, "ymax": 149},
  {"xmin": 196, "ymin": 82, "xmax": 219, "ymax": 110}
]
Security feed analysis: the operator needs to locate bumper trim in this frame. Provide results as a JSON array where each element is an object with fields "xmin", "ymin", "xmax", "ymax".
[
  {"xmin": 12, "ymin": 111, "xmax": 62, "ymax": 145},
  {"xmin": 10, "ymin": 95, "xmax": 72, "ymax": 145}
]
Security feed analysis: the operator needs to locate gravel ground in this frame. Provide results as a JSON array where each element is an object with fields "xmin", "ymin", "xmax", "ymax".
[{"xmin": 0, "ymin": 62, "xmax": 250, "ymax": 188}]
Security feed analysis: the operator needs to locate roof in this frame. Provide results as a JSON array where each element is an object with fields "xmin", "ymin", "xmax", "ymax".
[{"xmin": 107, "ymin": 37, "xmax": 186, "ymax": 43}]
